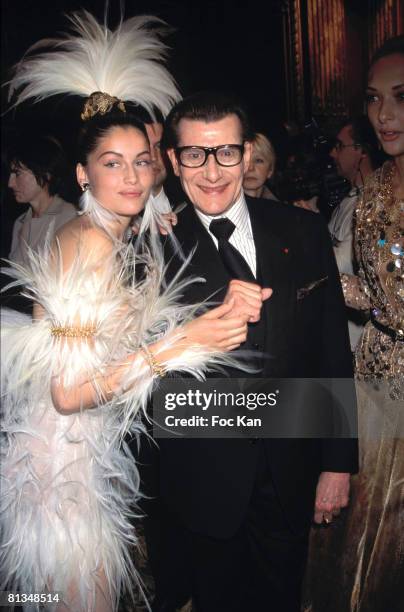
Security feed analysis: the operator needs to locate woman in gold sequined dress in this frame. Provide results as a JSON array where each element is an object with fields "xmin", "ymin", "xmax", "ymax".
[
  {"xmin": 304, "ymin": 36, "xmax": 404, "ymax": 612},
  {"xmin": 343, "ymin": 40, "xmax": 404, "ymax": 390}
]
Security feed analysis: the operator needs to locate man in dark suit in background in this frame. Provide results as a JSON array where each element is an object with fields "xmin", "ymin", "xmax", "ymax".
[{"xmin": 141, "ymin": 92, "xmax": 358, "ymax": 612}]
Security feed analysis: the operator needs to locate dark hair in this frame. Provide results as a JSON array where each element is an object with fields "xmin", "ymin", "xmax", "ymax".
[
  {"xmin": 369, "ymin": 35, "xmax": 404, "ymax": 70},
  {"xmin": 162, "ymin": 91, "xmax": 252, "ymax": 150},
  {"xmin": 77, "ymin": 110, "xmax": 149, "ymax": 165},
  {"xmin": 340, "ymin": 116, "xmax": 382, "ymax": 169},
  {"xmin": 8, "ymin": 134, "xmax": 70, "ymax": 196},
  {"xmin": 279, "ymin": 134, "xmax": 322, "ymax": 202},
  {"xmin": 131, "ymin": 104, "xmax": 164, "ymax": 126}
]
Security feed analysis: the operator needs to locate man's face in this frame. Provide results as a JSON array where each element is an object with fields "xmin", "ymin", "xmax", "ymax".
[
  {"xmin": 167, "ymin": 114, "xmax": 251, "ymax": 216},
  {"xmin": 145, "ymin": 122, "xmax": 167, "ymax": 195},
  {"xmin": 330, "ymin": 124, "xmax": 363, "ymax": 184}
]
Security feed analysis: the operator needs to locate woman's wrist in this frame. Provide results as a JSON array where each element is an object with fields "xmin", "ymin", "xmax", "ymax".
[{"xmin": 140, "ymin": 345, "xmax": 166, "ymax": 377}]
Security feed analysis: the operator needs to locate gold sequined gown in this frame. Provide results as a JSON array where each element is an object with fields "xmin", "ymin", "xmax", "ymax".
[{"xmin": 304, "ymin": 161, "xmax": 404, "ymax": 612}]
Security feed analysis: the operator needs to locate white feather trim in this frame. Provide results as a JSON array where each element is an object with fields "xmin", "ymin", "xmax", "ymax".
[
  {"xmin": 1, "ymin": 237, "xmax": 247, "ymax": 611},
  {"xmin": 8, "ymin": 11, "xmax": 181, "ymax": 117},
  {"xmin": 77, "ymin": 187, "xmax": 120, "ymax": 232}
]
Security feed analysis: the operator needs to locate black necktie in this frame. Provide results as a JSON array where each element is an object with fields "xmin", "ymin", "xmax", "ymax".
[{"xmin": 209, "ymin": 218, "xmax": 255, "ymax": 282}]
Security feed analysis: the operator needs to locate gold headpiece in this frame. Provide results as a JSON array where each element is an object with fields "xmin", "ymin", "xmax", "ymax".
[{"xmin": 81, "ymin": 91, "xmax": 126, "ymax": 121}]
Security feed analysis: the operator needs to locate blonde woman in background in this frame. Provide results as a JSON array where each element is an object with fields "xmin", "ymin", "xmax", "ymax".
[{"xmin": 243, "ymin": 132, "xmax": 278, "ymax": 200}]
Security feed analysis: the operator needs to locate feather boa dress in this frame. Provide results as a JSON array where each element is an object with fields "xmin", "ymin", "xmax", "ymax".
[{"xmin": 0, "ymin": 236, "xmax": 239, "ymax": 611}]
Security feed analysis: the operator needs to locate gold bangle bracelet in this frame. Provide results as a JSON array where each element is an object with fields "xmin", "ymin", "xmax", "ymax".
[{"xmin": 140, "ymin": 347, "xmax": 166, "ymax": 378}]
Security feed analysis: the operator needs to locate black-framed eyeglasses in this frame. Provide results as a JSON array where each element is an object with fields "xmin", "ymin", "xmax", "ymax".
[
  {"xmin": 175, "ymin": 144, "xmax": 245, "ymax": 168},
  {"xmin": 334, "ymin": 139, "xmax": 362, "ymax": 152}
]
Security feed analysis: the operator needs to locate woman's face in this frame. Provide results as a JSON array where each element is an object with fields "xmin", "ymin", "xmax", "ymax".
[
  {"xmin": 366, "ymin": 53, "xmax": 404, "ymax": 158},
  {"xmin": 8, "ymin": 163, "xmax": 44, "ymax": 204},
  {"xmin": 243, "ymin": 146, "xmax": 273, "ymax": 191},
  {"xmin": 77, "ymin": 125, "xmax": 153, "ymax": 220}
]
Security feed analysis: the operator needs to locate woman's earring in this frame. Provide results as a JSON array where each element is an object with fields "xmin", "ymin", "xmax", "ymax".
[{"xmin": 81, "ymin": 182, "xmax": 90, "ymax": 192}]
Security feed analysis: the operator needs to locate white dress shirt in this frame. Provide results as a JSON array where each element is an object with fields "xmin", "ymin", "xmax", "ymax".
[
  {"xmin": 194, "ymin": 192, "xmax": 256, "ymax": 277},
  {"xmin": 328, "ymin": 187, "xmax": 364, "ymax": 350},
  {"xmin": 328, "ymin": 188, "xmax": 360, "ymax": 274}
]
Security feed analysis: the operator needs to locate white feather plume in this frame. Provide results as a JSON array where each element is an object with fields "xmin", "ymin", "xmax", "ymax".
[
  {"xmin": 77, "ymin": 187, "xmax": 121, "ymax": 236},
  {"xmin": 8, "ymin": 10, "xmax": 181, "ymax": 117}
]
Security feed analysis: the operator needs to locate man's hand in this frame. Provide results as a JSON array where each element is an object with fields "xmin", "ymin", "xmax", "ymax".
[
  {"xmin": 223, "ymin": 279, "xmax": 272, "ymax": 323},
  {"xmin": 131, "ymin": 212, "xmax": 178, "ymax": 236},
  {"xmin": 157, "ymin": 212, "xmax": 178, "ymax": 235},
  {"xmin": 314, "ymin": 471, "xmax": 350, "ymax": 525}
]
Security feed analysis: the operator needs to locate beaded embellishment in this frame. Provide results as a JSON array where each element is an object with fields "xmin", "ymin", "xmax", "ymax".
[
  {"xmin": 51, "ymin": 325, "xmax": 97, "ymax": 338},
  {"xmin": 81, "ymin": 91, "xmax": 126, "ymax": 121},
  {"xmin": 348, "ymin": 161, "xmax": 404, "ymax": 394}
]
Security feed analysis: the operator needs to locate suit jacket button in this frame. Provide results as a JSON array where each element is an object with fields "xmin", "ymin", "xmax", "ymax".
[
  {"xmin": 250, "ymin": 437, "xmax": 260, "ymax": 444},
  {"xmin": 252, "ymin": 343, "xmax": 261, "ymax": 349}
]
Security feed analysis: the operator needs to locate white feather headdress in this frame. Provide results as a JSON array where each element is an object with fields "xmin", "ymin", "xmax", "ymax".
[{"xmin": 8, "ymin": 10, "xmax": 181, "ymax": 118}]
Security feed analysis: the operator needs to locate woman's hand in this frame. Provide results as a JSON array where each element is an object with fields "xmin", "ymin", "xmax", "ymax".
[
  {"xmin": 180, "ymin": 300, "xmax": 248, "ymax": 352},
  {"xmin": 51, "ymin": 301, "xmax": 247, "ymax": 415}
]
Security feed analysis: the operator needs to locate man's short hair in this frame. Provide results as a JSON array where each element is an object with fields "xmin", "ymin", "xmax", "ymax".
[
  {"xmin": 162, "ymin": 91, "xmax": 252, "ymax": 150},
  {"xmin": 340, "ymin": 116, "xmax": 382, "ymax": 169}
]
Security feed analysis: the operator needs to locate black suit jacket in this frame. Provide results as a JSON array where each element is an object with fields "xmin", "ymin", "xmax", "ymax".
[{"xmin": 142, "ymin": 196, "xmax": 358, "ymax": 538}]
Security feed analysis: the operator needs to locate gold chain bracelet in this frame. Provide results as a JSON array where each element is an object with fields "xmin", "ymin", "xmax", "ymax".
[{"xmin": 140, "ymin": 347, "xmax": 166, "ymax": 378}]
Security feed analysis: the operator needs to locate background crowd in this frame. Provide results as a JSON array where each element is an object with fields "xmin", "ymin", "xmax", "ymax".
[{"xmin": 0, "ymin": 3, "xmax": 403, "ymax": 612}]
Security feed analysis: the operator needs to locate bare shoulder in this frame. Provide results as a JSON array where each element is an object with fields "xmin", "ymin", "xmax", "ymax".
[{"xmin": 53, "ymin": 217, "xmax": 114, "ymax": 271}]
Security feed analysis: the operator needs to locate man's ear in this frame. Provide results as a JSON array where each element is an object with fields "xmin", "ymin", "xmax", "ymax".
[
  {"xmin": 167, "ymin": 149, "xmax": 180, "ymax": 176},
  {"xmin": 76, "ymin": 163, "xmax": 89, "ymax": 189},
  {"xmin": 243, "ymin": 141, "xmax": 252, "ymax": 172}
]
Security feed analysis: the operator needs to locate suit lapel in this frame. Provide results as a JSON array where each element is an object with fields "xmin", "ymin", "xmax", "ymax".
[
  {"xmin": 249, "ymin": 202, "xmax": 294, "ymax": 290},
  {"xmin": 172, "ymin": 204, "xmax": 231, "ymax": 304},
  {"xmin": 171, "ymin": 198, "xmax": 298, "ymax": 375},
  {"xmin": 248, "ymin": 199, "xmax": 297, "ymax": 375}
]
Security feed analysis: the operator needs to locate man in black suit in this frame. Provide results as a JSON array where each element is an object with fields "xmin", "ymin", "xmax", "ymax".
[{"xmin": 142, "ymin": 92, "xmax": 358, "ymax": 612}]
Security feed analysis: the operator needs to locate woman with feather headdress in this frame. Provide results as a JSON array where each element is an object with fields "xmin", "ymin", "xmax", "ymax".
[{"xmin": 1, "ymin": 12, "xmax": 248, "ymax": 612}]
